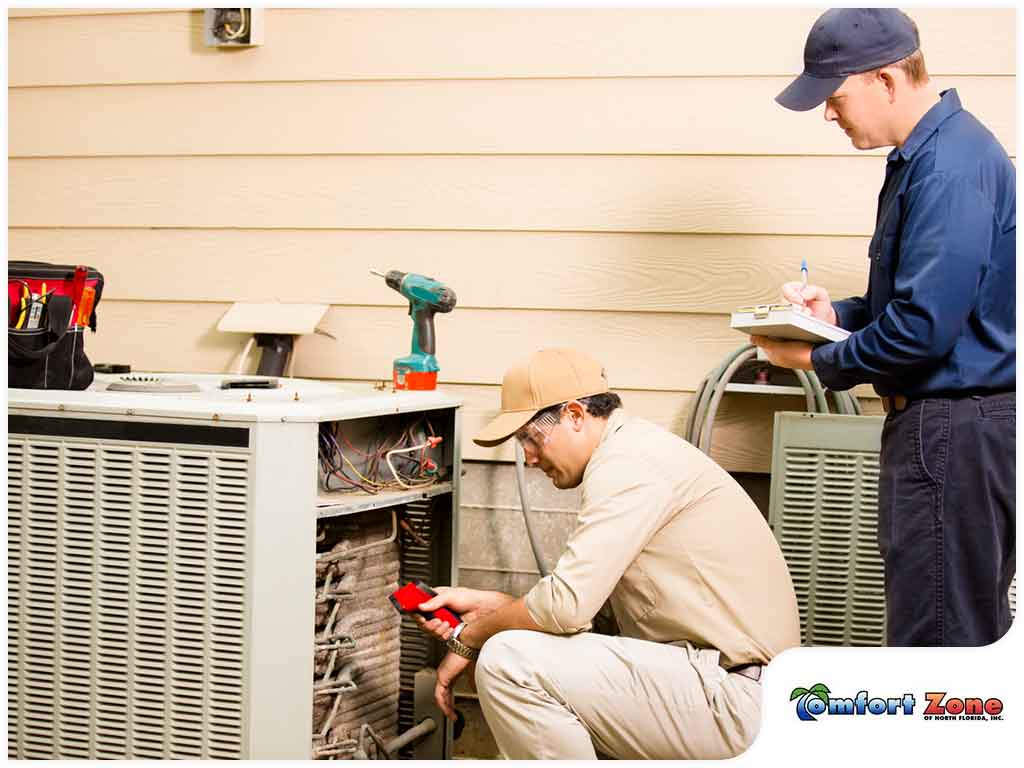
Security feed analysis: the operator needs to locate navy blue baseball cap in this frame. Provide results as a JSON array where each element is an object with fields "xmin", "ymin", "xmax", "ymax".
[{"xmin": 776, "ymin": 8, "xmax": 920, "ymax": 112}]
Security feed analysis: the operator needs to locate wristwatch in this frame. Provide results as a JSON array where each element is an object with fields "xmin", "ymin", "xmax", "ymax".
[{"xmin": 446, "ymin": 622, "xmax": 480, "ymax": 661}]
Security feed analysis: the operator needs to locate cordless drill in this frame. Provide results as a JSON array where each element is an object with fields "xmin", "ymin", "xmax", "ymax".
[{"xmin": 371, "ymin": 269, "xmax": 457, "ymax": 390}]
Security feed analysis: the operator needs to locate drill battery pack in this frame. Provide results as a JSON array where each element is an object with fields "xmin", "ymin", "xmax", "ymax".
[{"xmin": 392, "ymin": 366, "xmax": 438, "ymax": 391}]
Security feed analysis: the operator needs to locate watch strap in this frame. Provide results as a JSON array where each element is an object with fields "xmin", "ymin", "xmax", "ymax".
[{"xmin": 446, "ymin": 624, "xmax": 479, "ymax": 660}]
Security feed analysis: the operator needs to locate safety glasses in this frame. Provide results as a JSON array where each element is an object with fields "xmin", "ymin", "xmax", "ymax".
[{"xmin": 514, "ymin": 404, "xmax": 567, "ymax": 452}]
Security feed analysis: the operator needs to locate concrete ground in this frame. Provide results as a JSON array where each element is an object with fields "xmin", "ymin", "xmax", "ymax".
[{"xmin": 452, "ymin": 692, "xmax": 500, "ymax": 760}]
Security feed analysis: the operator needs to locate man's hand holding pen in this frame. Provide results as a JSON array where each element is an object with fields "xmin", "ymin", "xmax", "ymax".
[
  {"xmin": 751, "ymin": 260, "xmax": 840, "ymax": 371},
  {"xmin": 780, "ymin": 262, "xmax": 837, "ymax": 326},
  {"xmin": 780, "ymin": 282, "xmax": 837, "ymax": 324}
]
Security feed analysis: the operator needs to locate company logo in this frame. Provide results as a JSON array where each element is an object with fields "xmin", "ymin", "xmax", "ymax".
[
  {"xmin": 790, "ymin": 683, "xmax": 915, "ymax": 721},
  {"xmin": 923, "ymin": 692, "xmax": 1004, "ymax": 721}
]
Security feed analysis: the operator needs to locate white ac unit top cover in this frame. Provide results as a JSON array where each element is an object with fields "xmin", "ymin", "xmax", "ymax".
[{"xmin": 8, "ymin": 373, "xmax": 462, "ymax": 423}]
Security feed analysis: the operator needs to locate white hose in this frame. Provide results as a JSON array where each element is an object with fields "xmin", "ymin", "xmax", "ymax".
[
  {"xmin": 688, "ymin": 343, "xmax": 861, "ymax": 455},
  {"xmin": 385, "ymin": 443, "xmax": 437, "ymax": 489},
  {"xmin": 515, "ymin": 440, "xmax": 549, "ymax": 578}
]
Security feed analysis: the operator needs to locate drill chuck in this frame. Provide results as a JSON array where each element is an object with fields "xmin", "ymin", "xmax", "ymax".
[{"xmin": 432, "ymin": 286, "xmax": 457, "ymax": 313}]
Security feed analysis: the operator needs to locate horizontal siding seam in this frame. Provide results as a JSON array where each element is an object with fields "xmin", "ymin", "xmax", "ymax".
[
  {"xmin": 6, "ymin": 152, "xmax": 914, "ymax": 161},
  {"xmin": 8, "ymin": 9, "xmax": 186, "ymax": 21},
  {"xmin": 1, "ymin": 225, "xmax": 885, "ymax": 238},
  {"xmin": 5, "ymin": 225, "xmax": 873, "ymax": 239},
  {"xmin": 6, "ymin": 152, "xmax": 899, "ymax": 160},
  {"xmin": 77, "ymin": 297, "xmax": 750, "ymax": 320},
  {"xmin": 8, "ymin": 73, "xmax": 1016, "ymax": 89}
]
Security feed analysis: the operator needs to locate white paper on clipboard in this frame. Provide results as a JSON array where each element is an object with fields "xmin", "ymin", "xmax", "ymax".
[{"xmin": 730, "ymin": 303, "xmax": 850, "ymax": 343}]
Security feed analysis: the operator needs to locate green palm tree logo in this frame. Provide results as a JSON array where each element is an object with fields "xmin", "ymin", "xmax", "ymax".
[{"xmin": 791, "ymin": 683, "xmax": 831, "ymax": 721}]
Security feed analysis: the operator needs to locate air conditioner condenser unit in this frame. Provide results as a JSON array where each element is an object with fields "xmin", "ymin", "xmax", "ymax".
[
  {"xmin": 769, "ymin": 411, "xmax": 1016, "ymax": 647},
  {"xmin": 8, "ymin": 373, "xmax": 462, "ymax": 759}
]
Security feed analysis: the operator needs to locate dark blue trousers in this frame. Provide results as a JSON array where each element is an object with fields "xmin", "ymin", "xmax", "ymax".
[{"xmin": 877, "ymin": 392, "xmax": 1016, "ymax": 646}]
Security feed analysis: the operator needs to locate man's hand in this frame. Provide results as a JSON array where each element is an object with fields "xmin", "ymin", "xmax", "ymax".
[
  {"xmin": 751, "ymin": 335, "xmax": 815, "ymax": 370},
  {"xmin": 434, "ymin": 651, "xmax": 473, "ymax": 721},
  {"xmin": 782, "ymin": 281, "xmax": 838, "ymax": 325},
  {"xmin": 416, "ymin": 587, "xmax": 514, "ymax": 641}
]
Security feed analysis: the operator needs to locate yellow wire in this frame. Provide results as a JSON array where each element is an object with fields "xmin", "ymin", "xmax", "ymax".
[
  {"xmin": 340, "ymin": 451, "xmax": 385, "ymax": 488},
  {"xmin": 326, "ymin": 421, "xmax": 438, "ymax": 493}
]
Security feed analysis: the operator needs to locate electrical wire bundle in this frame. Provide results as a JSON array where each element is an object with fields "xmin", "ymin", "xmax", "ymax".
[
  {"xmin": 318, "ymin": 417, "xmax": 443, "ymax": 494},
  {"xmin": 684, "ymin": 343, "xmax": 862, "ymax": 455}
]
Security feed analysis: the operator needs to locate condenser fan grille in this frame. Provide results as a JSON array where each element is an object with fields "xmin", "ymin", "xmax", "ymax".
[
  {"xmin": 775, "ymin": 447, "xmax": 884, "ymax": 645},
  {"xmin": 8, "ymin": 434, "xmax": 251, "ymax": 759},
  {"xmin": 770, "ymin": 412, "xmax": 1015, "ymax": 647},
  {"xmin": 769, "ymin": 414, "xmax": 887, "ymax": 646}
]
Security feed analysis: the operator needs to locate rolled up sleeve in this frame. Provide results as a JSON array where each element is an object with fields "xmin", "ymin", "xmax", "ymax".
[{"xmin": 524, "ymin": 448, "xmax": 674, "ymax": 634}]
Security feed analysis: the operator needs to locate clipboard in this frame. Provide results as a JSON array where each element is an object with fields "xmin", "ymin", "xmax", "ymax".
[{"xmin": 730, "ymin": 303, "xmax": 850, "ymax": 343}]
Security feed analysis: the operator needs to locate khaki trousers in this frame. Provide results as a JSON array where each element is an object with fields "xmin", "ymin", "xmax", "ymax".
[{"xmin": 473, "ymin": 630, "xmax": 761, "ymax": 760}]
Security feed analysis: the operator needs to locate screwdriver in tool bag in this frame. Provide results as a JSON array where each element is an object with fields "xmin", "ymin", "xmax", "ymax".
[
  {"xmin": 68, "ymin": 265, "xmax": 88, "ymax": 326},
  {"xmin": 76, "ymin": 286, "xmax": 96, "ymax": 327},
  {"xmin": 71, "ymin": 265, "xmax": 88, "ymax": 307},
  {"xmin": 26, "ymin": 283, "xmax": 47, "ymax": 329}
]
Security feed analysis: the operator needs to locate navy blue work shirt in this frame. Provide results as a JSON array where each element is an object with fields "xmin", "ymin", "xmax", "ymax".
[{"xmin": 811, "ymin": 89, "xmax": 1016, "ymax": 398}]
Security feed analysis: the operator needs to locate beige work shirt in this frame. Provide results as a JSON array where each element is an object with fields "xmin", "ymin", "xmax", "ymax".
[{"xmin": 524, "ymin": 409, "xmax": 800, "ymax": 668}]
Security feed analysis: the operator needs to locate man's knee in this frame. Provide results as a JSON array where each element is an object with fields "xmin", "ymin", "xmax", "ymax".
[{"xmin": 474, "ymin": 629, "xmax": 548, "ymax": 693}]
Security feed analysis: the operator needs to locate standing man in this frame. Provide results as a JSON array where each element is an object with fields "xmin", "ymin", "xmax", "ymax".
[
  {"xmin": 415, "ymin": 347, "xmax": 800, "ymax": 759},
  {"xmin": 754, "ymin": 8, "xmax": 1015, "ymax": 646}
]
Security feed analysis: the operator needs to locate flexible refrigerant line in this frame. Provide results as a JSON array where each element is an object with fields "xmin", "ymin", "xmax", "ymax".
[
  {"xmin": 698, "ymin": 347, "xmax": 759, "ymax": 454},
  {"xmin": 792, "ymin": 369, "xmax": 822, "ymax": 413},
  {"xmin": 515, "ymin": 440, "xmax": 550, "ymax": 579},
  {"xmin": 686, "ymin": 343, "xmax": 861, "ymax": 454}
]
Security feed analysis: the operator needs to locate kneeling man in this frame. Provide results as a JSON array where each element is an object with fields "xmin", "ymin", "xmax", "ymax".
[{"xmin": 418, "ymin": 348, "xmax": 800, "ymax": 759}]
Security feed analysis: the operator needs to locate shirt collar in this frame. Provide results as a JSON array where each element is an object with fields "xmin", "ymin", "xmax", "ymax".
[
  {"xmin": 582, "ymin": 407, "xmax": 627, "ymax": 484},
  {"xmin": 887, "ymin": 88, "xmax": 962, "ymax": 164},
  {"xmin": 597, "ymin": 407, "xmax": 627, "ymax": 449}
]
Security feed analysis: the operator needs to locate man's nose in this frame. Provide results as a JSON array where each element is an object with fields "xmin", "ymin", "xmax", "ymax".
[{"xmin": 823, "ymin": 102, "xmax": 838, "ymax": 122}]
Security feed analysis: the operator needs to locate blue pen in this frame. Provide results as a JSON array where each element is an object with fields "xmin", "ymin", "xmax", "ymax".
[{"xmin": 796, "ymin": 259, "xmax": 809, "ymax": 310}]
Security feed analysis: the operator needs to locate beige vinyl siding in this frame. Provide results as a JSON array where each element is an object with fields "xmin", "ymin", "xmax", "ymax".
[
  {"xmin": 7, "ymin": 229, "xmax": 874, "ymax": 311},
  {"xmin": 8, "ymin": 8, "xmax": 1014, "ymax": 471},
  {"xmin": 9, "ymin": 76, "xmax": 1014, "ymax": 157},
  {"xmin": 8, "ymin": 8, "xmax": 1015, "ymax": 85},
  {"xmin": 58, "ymin": 302, "xmax": 793, "ymax": 391},
  {"xmin": 7, "ymin": 9, "xmax": 174, "ymax": 18},
  {"xmin": 10, "ymin": 155, "xmax": 892, "ymax": 233}
]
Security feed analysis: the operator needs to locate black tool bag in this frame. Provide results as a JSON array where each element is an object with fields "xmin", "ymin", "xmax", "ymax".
[{"xmin": 8, "ymin": 261, "xmax": 105, "ymax": 390}]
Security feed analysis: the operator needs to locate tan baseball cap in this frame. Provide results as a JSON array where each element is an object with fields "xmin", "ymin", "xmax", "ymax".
[{"xmin": 473, "ymin": 348, "xmax": 610, "ymax": 447}]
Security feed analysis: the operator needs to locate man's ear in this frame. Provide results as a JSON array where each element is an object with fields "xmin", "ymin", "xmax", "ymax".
[
  {"xmin": 878, "ymin": 68, "xmax": 898, "ymax": 103},
  {"xmin": 565, "ymin": 400, "xmax": 587, "ymax": 431}
]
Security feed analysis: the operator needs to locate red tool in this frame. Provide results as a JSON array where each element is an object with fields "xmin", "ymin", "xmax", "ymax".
[
  {"xmin": 71, "ymin": 265, "xmax": 87, "ymax": 309},
  {"xmin": 389, "ymin": 581, "xmax": 461, "ymax": 627},
  {"xmin": 76, "ymin": 286, "xmax": 96, "ymax": 327}
]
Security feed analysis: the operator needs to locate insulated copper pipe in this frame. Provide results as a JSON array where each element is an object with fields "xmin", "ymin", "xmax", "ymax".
[{"xmin": 383, "ymin": 717, "xmax": 437, "ymax": 755}]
